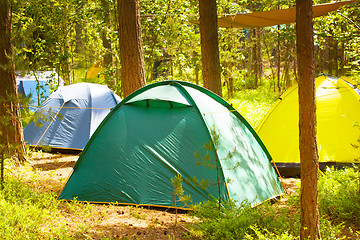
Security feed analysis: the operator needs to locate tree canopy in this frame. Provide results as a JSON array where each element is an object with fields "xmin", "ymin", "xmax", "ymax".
[{"xmin": 9, "ymin": 0, "xmax": 358, "ymax": 97}]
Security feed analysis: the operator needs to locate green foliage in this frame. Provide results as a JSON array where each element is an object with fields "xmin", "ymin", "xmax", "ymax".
[
  {"xmin": 318, "ymin": 167, "xmax": 360, "ymax": 225},
  {"xmin": 189, "ymin": 199, "xmax": 299, "ymax": 240},
  {"xmin": 245, "ymin": 225, "xmax": 297, "ymax": 240},
  {"xmin": 128, "ymin": 206, "xmax": 147, "ymax": 220},
  {"xmin": 190, "ymin": 165, "xmax": 360, "ymax": 239},
  {"xmin": 10, "ymin": 0, "xmax": 360, "ymax": 94},
  {"xmin": 313, "ymin": 0, "xmax": 360, "ymax": 76},
  {"xmin": 140, "ymin": 0, "xmax": 200, "ymax": 82},
  {"xmin": 352, "ymin": 122, "xmax": 360, "ymax": 160},
  {"xmin": 65, "ymin": 198, "xmax": 93, "ymax": 218},
  {"xmin": 194, "ymin": 125, "xmax": 238, "ymax": 210},
  {"xmin": 288, "ymin": 167, "xmax": 360, "ymax": 238},
  {"xmin": 0, "ymin": 175, "xmax": 70, "ymax": 239},
  {"xmin": 229, "ymin": 84, "xmax": 279, "ymax": 127},
  {"xmin": 171, "ymin": 174, "xmax": 192, "ymax": 207}
]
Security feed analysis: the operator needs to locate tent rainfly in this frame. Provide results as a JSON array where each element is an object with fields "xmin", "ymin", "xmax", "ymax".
[
  {"xmin": 24, "ymin": 82, "xmax": 121, "ymax": 151},
  {"xmin": 58, "ymin": 80, "xmax": 284, "ymax": 208},
  {"xmin": 190, "ymin": 1, "xmax": 354, "ymax": 28},
  {"xmin": 257, "ymin": 76, "xmax": 360, "ymax": 177}
]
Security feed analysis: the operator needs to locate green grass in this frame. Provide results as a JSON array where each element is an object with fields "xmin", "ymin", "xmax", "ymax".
[
  {"xmin": 228, "ymin": 85, "xmax": 279, "ymax": 128},
  {"xmin": 0, "ymin": 159, "xmax": 99, "ymax": 240},
  {"xmin": 0, "ymin": 173, "xmax": 69, "ymax": 239}
]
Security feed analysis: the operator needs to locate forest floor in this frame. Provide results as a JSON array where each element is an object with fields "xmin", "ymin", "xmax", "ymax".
[{"xmin": 15, "ymin": 151, "xmax": 300, "ymax": 239}]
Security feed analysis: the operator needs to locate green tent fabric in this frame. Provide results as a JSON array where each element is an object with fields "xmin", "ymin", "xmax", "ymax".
[{"xmin": 58, "ymin": 81, "xmax": 283, "ymax": 208}]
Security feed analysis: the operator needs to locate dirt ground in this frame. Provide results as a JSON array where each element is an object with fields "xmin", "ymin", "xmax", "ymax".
[{"xmin": 18, "ymin": 151, "xmax": 300, "ymax": 239}]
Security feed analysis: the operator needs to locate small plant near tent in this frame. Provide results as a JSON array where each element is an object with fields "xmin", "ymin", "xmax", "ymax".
[
  {"xmin": 170, "ymin": 174, "xmax": 191, "ymax": 239},
  {"xmin": 128, "ymin": 206, "xmax": 147, "ymax": 220},
  {"xmin": 65, "ymin": 198, "xmax": 93, "ymax": 218},
  {"xmin": 171, "ymin": 174, "xmax": 192, "ymax": 209},
  {"xmin": 194, "ymin": 125, "xmax": 237, "ymax": 210}
]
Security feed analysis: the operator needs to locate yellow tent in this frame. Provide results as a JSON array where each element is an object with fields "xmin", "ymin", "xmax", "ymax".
[
  {"xmin": 86, "ymin": 62, "xmax": 104, "ymax": 80},
  {"xmin": 257, "ymin": 76, "xmax": 360, "ymax": 176}
]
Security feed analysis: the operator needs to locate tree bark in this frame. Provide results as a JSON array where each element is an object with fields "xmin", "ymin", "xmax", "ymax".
[
  {"xmin": 296, "ymin": 0, "xmax": 320, "ymax": 239},
  {"xmin": 74, "ymin": 2, "xmax": 84, "ymax": 54},
  {"xmin": 101, "ymin": 0, "xmax": 113, "ymax": 67},
  {"xmin": 0, "ymin": 0, "xmax": 26, "ymax": 164},
  {"xmin": 251, "ymin": 28, "xmax": 262, "ymax": 89},
  {"xmin": 199, "ymin": 0, "xmax": 222, "ymax": 97},
  {"xmin": 118, "ymin": 0, "xmax": 146, "ymax": 97}
]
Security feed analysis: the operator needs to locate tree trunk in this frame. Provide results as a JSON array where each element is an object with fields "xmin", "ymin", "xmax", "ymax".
[
  {"xmin": 284, "ymin": 37, "xmax": 291, "ymax": 89},
  {"xmin": 118, "ymin": 0, "xmax": 146, "ymax": 97},
  {"xmin": 339, "ymin": 41, "xmax": 345, "ymax": 76},
  {"xmin": 101, "ymin": 0, "xmax": 113, "ymax": 67},
  {"xmin": 74, "ymin": 2, "xmax": 84, "ymax": 54},
  {"xmin": 296, "ymin": 0, "xmax": 320, "ymax": 239},
  {"xmin": 199, "ymin": 0, "xmax": 222, "ymax": 97},
  {"xmin": 195, "ymin": 67, "xmax": 199, "ymax": 85},
  {"xmin": 0, "ymin": 0, "xmax": 26, "ymax": 164},
  {"xmin": 277, "ymin": 26, "xmax": 281, "ymax": 93},
  {"xmin": 252, "ymin": 28, "xmax": 262, "ymax": 88},
  {"xmin": 329, "ymin": 37, "xmax": 338, "ymax": 76}
]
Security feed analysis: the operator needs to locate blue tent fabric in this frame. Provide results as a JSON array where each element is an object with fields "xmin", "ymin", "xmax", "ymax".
[
  {"xmin": 24, "ymin": 83, "xmax": 121, "ymax": 150},
  {"xmin": 16, "ymin": 71, "xmax": 64, "ymax": 110},
  {"xmin": 17, "ymin": 79, "xmax": 50, "ymax": 109}
]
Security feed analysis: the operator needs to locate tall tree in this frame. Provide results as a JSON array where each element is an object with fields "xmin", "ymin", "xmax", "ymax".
[
  {"xmin": 250, "ymin": 28, "xmax": 262, "ymax": 88},
  {"xmin": 199, "ymin": 0, "xmax": 222, "ymax": 97},
  {"xmin": 74, "ymin": 1, "xmax": 85, "ymax": 55},
  {"xmin": 0, "ymin": 0, "xmax": 26, "ymax": 165},
  {"xmin": 118, "ymin": 0, "xmax": 146, "ymax": 97},
  {"xmin": 296, "ymin": 0, "xmax": 320, "ymax": 239},
  {"xmin": 101, "ymin": 0, "xmax": 113, "ymax": 67}
]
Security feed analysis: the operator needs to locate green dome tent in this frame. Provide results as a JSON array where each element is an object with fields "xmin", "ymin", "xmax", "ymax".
[
  {"xmin": 58, "ymin": 81, "xmax": 283, "ymax": 208},
  {"xmin": 257, "ymin": 76, "xmax": 360, "ymax": 177}
]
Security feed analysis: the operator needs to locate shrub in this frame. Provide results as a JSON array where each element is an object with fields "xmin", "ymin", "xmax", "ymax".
[
  {"xmin": 318, "ymin": 167, "xmax": 360, "ymax": 225},
  {"xmin": 189, "ymin": 199, "xmax": 299, "ymax": 239}
]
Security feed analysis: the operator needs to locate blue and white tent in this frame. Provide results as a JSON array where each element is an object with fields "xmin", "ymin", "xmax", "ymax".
[
  {"xmin": 24, "ymin": 82, "xmax": 121, "ymax": 150},
  {"xmin": 17, "ymin": 71, "xmax": 64, "ymax": 110}
]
